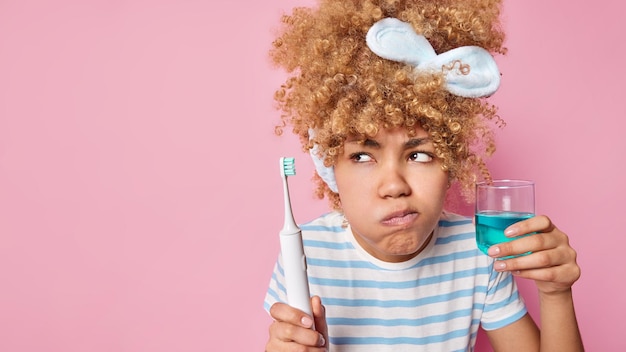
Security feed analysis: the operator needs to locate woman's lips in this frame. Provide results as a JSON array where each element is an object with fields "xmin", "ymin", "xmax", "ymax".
[{"xmin": 381, "ymin": 211, "xmax": 418, "ymax": 226}]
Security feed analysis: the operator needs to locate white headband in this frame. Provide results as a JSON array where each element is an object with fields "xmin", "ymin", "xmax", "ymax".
[
  {"xmin": 309, "ymin": 130, "xmax": 339, "ymax": 193},
  {"xmin": 366, "ymin": 18, "xmax": 501, "ymax": 98},
  {"xmin": 310, "ymin": 18, "xmax": 501, "ymax": 192}
]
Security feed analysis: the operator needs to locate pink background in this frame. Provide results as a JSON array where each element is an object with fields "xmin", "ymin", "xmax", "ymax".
[{"xmin": 0, "ymin": 0, "xmax": 623, "ymax": 351}]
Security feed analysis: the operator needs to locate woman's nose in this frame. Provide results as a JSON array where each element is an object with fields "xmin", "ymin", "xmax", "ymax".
[{"xmin": 377, "ymin": 164, "xmax": 411, "ymax": 198}]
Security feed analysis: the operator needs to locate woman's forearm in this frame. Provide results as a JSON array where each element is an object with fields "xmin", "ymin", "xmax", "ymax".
[{"xmin": 539, "ymin": 289, "xmax": 584, "ymax": 351}]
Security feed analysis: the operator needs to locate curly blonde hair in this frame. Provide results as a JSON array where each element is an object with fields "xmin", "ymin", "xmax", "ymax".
[{"xmin": 271, "ymin": 0, "xmax": 506, "ymax": 210}]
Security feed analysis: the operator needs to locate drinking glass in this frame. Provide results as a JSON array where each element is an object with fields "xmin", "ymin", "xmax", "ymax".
[{"xmin": 475, "ymin": 180, "xmax": 535, "ymax": 256}]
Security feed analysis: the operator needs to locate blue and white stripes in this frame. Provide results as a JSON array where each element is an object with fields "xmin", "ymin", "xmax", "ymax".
[{"xmin": 264, "ymin": 211, "xmax": 526, "ymax": 351}]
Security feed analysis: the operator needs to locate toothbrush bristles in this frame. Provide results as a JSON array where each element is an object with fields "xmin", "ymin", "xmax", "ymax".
[{"xmin": 282, "ymin": 157, "xmax": 296, "ymax": 176}]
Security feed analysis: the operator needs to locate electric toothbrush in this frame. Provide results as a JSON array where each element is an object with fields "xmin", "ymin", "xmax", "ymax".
[{"xmin": 279, "ymin": 157, "xmax": 314, "ymax": 325}]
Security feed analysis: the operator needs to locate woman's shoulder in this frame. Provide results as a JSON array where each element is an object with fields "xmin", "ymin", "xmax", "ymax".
[
  {"xmin": 440, "ymin": 211, "xmax": 473, "ymax": 227},
  {"xmin": 301, "ymin": 211, "xmax": 345, "ymax": 228}
]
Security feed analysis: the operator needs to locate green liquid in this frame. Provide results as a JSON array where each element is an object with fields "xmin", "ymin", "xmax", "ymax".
[{"xmin": 475, "ymin": 211, "xmax": 534, "ymax": 256}]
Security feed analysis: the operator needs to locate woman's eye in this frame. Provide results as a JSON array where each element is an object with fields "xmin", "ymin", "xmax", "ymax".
[
  {"xmin": 410, "ymin": 152, "xmax": 433, "ymax": 163},
  {"xmin": 350, "ymin": 153, "xmax": 372, "ymax": 163}
]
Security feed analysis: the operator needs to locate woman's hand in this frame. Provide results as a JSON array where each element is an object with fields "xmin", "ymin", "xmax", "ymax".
[
  {"xmin": 266, "ymin": 296, "xmax": 329, "ymax": 352},
  {"xmin": 488, "ymin": 215, "xmax": 581, "ymax": 295}
]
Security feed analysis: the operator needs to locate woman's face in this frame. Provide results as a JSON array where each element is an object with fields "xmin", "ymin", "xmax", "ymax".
[{"xmin": 334, "ymin": 126, "xmax": 449, "ymax": 262}]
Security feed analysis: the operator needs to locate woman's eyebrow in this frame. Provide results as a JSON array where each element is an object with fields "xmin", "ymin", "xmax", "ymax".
[
  {"xmin": 405, "ymin": 137, "xmax": 431, "ymax": 148},
  {"xmin": 362, "ymin": 139, "xmax": 380, "ymax": 148},
  {"xmin": 344, "ymin": 138, "xmax": 381, "ymax": 148}
]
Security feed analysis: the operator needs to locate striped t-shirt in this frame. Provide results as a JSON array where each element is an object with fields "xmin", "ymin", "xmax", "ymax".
[{"xmin": 264, "ymin": 211, "xmax": 527, "ymax": 351}]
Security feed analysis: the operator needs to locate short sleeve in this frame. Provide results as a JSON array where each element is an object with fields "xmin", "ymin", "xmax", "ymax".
[
  {"xmin": 263, "ymin": 254, "xmax": 288, "ymax": 314},
  {"xmin": 480, "ymin": 267, "xmax": 528, "ymax": 330}
]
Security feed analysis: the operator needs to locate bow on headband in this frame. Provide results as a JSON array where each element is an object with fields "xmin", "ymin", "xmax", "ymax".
[{"xmin": 366, "ymin": 18, "xmax": 501, "ymax": 98}]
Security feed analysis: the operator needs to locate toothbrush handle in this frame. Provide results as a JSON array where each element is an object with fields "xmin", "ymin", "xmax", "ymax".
[{"xmin": 279, "ymin": 231, "xmax": 314, "ymax": 320}]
